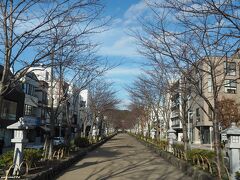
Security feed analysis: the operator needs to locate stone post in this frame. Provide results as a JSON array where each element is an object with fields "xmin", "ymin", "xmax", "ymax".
[
  {"xmin": 11, "ymin": 130, "xmax": 28, "ymax": 175},
  {"xmin": 7, "ymin": 117, "xmax": 34, "ymax": 175},
  {"xmin": 167, "ymin": 128, "xmax": 176, "ymax": 152},
  {"xmin": 221, "ymin": 122, "xmax": 240, "ymax": 180},
  {"xmin": 150, "ymin": 129, "xmax": 156, "ymax": 139}
]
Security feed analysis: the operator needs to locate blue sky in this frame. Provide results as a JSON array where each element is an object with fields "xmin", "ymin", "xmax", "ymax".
[{"xmin": 96, "ymin": 0, "xmax": 150, "ymax": 109}]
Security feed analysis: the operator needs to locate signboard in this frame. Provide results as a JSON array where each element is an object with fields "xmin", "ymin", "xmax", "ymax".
[{"xmin": 23, "ymin": 116, "xmax": 41, "ymax": 126}]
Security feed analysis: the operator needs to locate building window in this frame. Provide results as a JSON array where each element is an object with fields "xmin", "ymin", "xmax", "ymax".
[
  {"xmin": 23, "ymin": 83, "xmax": 35, "ymax": 96},
  {"xmin": 24, "ymin": 104, "xmax": 33, "ymax": 116},
  {"xmin": 196, "ymin": 108, "xmax": 200, "ymax": 122},
  {"xmin": 196, "ymin": 108, "xmax": 200, "ymax": 116},
  {"xmin": 208, "ymin": 106, "xmax": 213, "ymax": 121},
  {"xmin": 42, "ymin": 91, "xmax": 47, "ymax": 104},
  {"xmin": 80, "ymin": 101, "xmax": 86, "ymax": 108},
  {"xmin": 208, "ymin": 78, "xmax": 212, "ymax": 92},
  {"xmin": 224, "ymin": 62, "xmax": 236, "ymax": 76},
  {"xmin": 46, "ymin": 71, "xmax": 49, "ymax": 81},
  {"xmin": 1, "ymin": 99, "xmax": 17, "ymax": 120},
  {"xmin": 224, "ymin": 79, "xmax": 237, "ymax": 94}
]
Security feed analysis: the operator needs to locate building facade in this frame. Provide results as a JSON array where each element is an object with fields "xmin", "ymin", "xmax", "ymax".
[{"xmin": 186, "ymin": 54, "xmax": 240, "ymax": 144}]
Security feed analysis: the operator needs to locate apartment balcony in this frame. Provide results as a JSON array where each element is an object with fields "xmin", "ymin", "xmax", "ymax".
[
  {"xmin": 171, "ymin": 119, "xmax": 182, "ymax": 129},
  {"xmin": 171, "ymin": 112, "xmax": 180, "ymax": 119},
  {"xmin": 25, "ymin": 94, "xmax": 38, "ymax": 107}
]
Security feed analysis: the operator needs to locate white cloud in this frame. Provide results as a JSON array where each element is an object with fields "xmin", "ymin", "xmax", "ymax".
[
  {"xmin": 118, "ymin": 98, "xmax": 131, "ymax": 109},
  {"xmin": 105, "ymin": 67, "xmax": 141, "ymax": 77},
  {"xmin": 124, "ymin": 1, "xmax": 149, "ymax": 26},
  {"xmin": 124, "ymin": 1, "xmax": 147, "ymax": 19},
  {"xmin": 95, "ymin": 1, "xmax": 151, "ymax": 58},
  {"xmin": 98, "ymin": 35, "xmax": 140, "ymax": 57}
]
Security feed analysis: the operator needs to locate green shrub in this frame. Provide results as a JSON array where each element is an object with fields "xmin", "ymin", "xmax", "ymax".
[
  {"xmin": 187, "ymin": 148, "xmax": 215, "ymax": 161},
  {"xmin": 0, "ymin": 149, "xmax": 42, "ymax": 170},
  {"xmin": 236, "ymin": 171, "xmax": 240, "ymax": 180},
  {"xmin": 157, "ymin": 140, "xmax": 168, "ymax": 150},
  {"xmin": 54, "ymin": 143, "xmax": 68, "ymax": 150},
  {"xmin": 0, "ymin": 150, "xmax": 14, "ymax": 169},
  {"xmin": 172, "ymin": 143, "xmax": 184, "ymax": 151},
  {"xmin": 74, "ymin": 136, "xmax": 90, "ymax": 148},
  {"xmin": 24, "ymin": 149, "xmax": 42, "ymax": 168}
]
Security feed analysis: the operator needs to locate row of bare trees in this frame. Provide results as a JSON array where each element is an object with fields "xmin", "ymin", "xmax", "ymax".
[
  {"xmin": 127, "ymin": 0, "xmax": 240, "ymax": 178},
  {"xmin": 88, "ymin": 79, "xmax": 120, "ymax": 139},
  {"xmin": 0, "ymin": 0, "xmax": 117, "ymax": 159},
  {"xmin": 127, "ymin": 70, "xmax": 172, "ymax": 139}
]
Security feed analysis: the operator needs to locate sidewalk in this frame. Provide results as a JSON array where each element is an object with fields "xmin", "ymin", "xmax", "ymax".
[{"xmin": 57, "ymin": 134, "xmax": 192, "ymax": 180}]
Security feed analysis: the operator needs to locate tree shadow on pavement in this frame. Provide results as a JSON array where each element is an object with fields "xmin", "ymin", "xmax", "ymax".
[{"xmin": 95, "ymin": 158, "xmax": 190, "ymax": 180}]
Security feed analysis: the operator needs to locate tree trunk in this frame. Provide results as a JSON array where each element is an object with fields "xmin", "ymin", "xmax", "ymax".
[
  {"xmin": 47, "ymin": 48, "xmax": 55, "ymax": 160},
  {"xmin": 88, "ymin": 113, "xmax": 96, "ymax": 139},
  {"xmin": 213, "ymin": 100, "xmax": 222, "ymax": 179}
]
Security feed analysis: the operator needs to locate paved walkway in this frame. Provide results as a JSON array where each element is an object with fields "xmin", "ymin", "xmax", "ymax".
[{"xmin": 57, "ymin": 134, "xmax": 192, "ymax": 180}]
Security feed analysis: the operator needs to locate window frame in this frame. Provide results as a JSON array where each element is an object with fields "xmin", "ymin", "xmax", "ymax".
[
  {"xmin": 224, "ymin": 61, "xmax": 236, "ymax": 76},
  {"xmin": 224, "ymin": 79, "xmax": 237, "ymax": 94}
]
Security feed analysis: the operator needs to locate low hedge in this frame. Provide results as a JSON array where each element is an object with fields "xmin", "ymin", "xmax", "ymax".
[
  {"xmin": 0, "ymin": 149, "xmax": 42, "ymax": 170},
  {"xmin": 187, "ymin": 148, "xmax": 215, "ymax": 161},
  {"xmin": 156, "ymin": 140, "xmax": 168, "ymax": 150},
  {"xmin": 74, "ymin": 136, "xmax": 90, "ymax": 148}
]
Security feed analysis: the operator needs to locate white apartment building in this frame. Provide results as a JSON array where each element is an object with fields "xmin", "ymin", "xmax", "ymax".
[
  {"xmin": 28, "ymin": 66, "xmax": 93, "ymax": 138},
  {"xmin": 21, "ymin": 72, "xmax": 48, "ymax": 143},
  {"xmin": 170, "ymin": 80, "xmax": 183, "ymax": 141}
]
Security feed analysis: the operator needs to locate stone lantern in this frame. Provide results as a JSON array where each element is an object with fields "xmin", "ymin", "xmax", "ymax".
[
  {"xmin": 7, "ymin": 117, "xmax": 34, "ymax": 175},
  {"xmin": 167, "ymin": 127, "xmax": 176, "ymax": 152},
  {"xmin": 222, "ymin": 122, "xmax": 240, "ymax": 179},
  {"xmin": 150, "ymin": 128, "xmax": 156, "ymax": 139}
]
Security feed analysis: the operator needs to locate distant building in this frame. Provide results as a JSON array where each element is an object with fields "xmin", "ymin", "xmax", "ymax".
[
  {"xmin": 29, "ymin": 66, "xmax": 92, "ymax": 139},
  {"xmin": 21, "ymin": 72, "xmax": 49, "ymax": 143},
  {"xmin": 170, "ymin": 80, "xmax": 183, "ymax": 141}
]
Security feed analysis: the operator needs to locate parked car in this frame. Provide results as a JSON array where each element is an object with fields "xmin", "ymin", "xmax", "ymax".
[{"xmin": 53, "ymin": 137, "xmax": 65, "ymax": 146}]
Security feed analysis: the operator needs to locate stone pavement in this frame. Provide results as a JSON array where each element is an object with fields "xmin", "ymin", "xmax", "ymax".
[{"xmin": 57, "ymin": 133, "xmax": 192, "ymax": 180}]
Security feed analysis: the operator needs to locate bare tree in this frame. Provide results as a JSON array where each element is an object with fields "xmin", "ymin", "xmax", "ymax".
[
  {"xmin": 42, "ymin": 26, "xmax": 113, "ymax": 159},
  {"xmin": 1, "ymin": 0, "xmax": 112, "ymax": 159},
  {"xmin": 88, "ymin": 79, "xmax": 120, "ymax": 139},
  {"xmin": 217, "ymin": 98, "xmax": 240, "ymax": 129},
  {"xmin": 133, "ymin": 0, "xmax": 240, "ymax": 178}
]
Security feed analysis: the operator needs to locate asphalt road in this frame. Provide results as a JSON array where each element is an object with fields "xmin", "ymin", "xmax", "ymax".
[{"xmin": 57, "ymin": 133, "xmax": 192, "ymax": 180}]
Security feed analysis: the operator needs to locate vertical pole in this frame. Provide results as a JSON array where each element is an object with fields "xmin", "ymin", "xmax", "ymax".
[
  {"xmin": 210, "ymin": 127, "xmax": 212, "ymax": 150},
  {"xmin": 59, "ymin": 123, "xmax": 61, "ymax": 137},
  {"xmin": 188, "ymin": 112, "xmax": 190, "ymax": 142}
]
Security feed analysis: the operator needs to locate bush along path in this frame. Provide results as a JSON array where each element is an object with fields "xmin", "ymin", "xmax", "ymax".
[
  {"xmin": 0, "ymin": 133, "xmax": 117, "ymax": 180},
  {"xmin": 129, "ymin": 133, "xmax": 230, "ymax": 180}
]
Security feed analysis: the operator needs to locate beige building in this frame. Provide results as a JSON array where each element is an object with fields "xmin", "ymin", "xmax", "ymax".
[{"xmin": 188, "ymin": 52, "xmax": 240, "ymax": 144}]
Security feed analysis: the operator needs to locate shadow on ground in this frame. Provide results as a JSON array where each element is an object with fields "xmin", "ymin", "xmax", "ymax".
[{"xmin": 57, "ymin": 134, "xmax": 192, "ymax": 180}]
